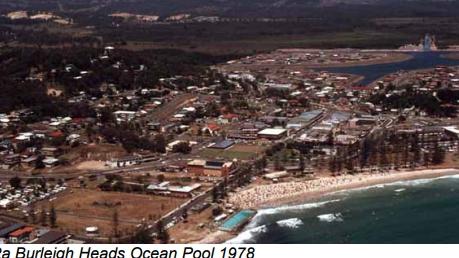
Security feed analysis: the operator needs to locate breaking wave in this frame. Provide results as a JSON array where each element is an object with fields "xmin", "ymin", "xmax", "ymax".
[
  {"xmin": 276, "ymin": 218, "xmax": 304, "ymax": 229},
  {"xmin": 257, "ymin": 199, "xmax": 341, "ymax": 216},
  {"xmin": 335, "ymin": 174, "xmax": 459, "ymax": 195},
  {"xmin": 226, "ymin": 225, "xmax": 268, "ymax": 244},
  {"xmin": 317, "ymin": 213, "xmax": 343, "ymax": 223},
  {"xmin": 244, "ymin": 199, "xmax": 340, "ymax": 228},
  {"xmin": 385, "ymin": 178, "xmax": 438, "ymax": 187}
]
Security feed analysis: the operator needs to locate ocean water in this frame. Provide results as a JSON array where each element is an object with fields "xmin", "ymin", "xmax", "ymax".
[
  {"xmin": 324, "ymin": 52, "xmax": 459, "ymax": 85},
  {"xmin": 228, "ymin": 175, "xmax": 459, "ymax": 244}
]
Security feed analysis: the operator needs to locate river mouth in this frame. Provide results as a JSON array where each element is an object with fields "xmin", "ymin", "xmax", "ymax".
[{"xmin": 322, "ymin": 51, "xmax": 459, "ymax": 85}]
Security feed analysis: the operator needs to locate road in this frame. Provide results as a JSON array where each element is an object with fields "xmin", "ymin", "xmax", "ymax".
[
  {"xmin": 0, "ymin": 161, "xmax": 164, "ymax": 181},
  {"xmin": 145, "ymin": 93, "xmax": 197, "ymax": 124}
]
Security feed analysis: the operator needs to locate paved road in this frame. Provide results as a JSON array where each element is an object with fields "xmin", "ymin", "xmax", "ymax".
[{"xmin": 0, "ymin": 162, "xmax": 162, "ymax": 181}]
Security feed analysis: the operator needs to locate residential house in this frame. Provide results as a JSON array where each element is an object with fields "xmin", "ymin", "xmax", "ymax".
[
  {"xmin": 1, "ymin": 154, "xmax": 20, "ymax": 169},
  {"xmin": 8, "ymin": 226, "xmax": 36, "ymax": 243}
]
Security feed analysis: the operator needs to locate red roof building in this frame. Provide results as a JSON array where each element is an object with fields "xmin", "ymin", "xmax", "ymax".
[
  {"xmin": 8, "ymin": 226, "xmax": 35, "ymax": 243},
  {"xmin": 48, "ymin": 130, "xmax": 64, "ymax": 138}
]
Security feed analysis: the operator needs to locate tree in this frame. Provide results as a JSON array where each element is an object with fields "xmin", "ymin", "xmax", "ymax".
[
  {"xmin": 260, "ymin": 156, "xmax": 268, "ymax": 169},
  {"xmin": 112, "ymin": 209, "xmax": 119, "ymax": 238},
  {"xmin": 172, "ymin": 142, "xmax": 191, "ymax": 154},
  {"xmin": 182, "ymin": 209, "xmax": 188, "ymax": 222},
  {"xmin": 9, "ymin": 176, "xmax": 22, "ymax": 189},
  {"xmin": 378, "ymin": 143, "xmax": 389, "ymax": 168},
  {"xmin": 211, "ymin": 187, "xmax": 219, "ymax": 203},
  {"xmin": 49, "ymin": 205, "xmax": 57, "ymax": 228},
  {"xmin": 254, "ymin": 156, "xmax": 267, "ymax": 171},
  {"xmin": 345, "ymin": 158, "xmax": 354, "ymax": 173},
  {"xmin": 35, "ymin": 156, "xmax": 45, "ymax": 169},
  {"xmin": 29, "ymin": 203, "xmax": 36, "ymax": 224},
  {"xmin": 412, "ymin": 136, "xmax": 421, "ymax": 166},
  {"xmin": 221, "ymin": 178, "xmax": 228, "ymax": 197},
  {"xmin": 85, "ymin": 125, "xmax": 95, "ymax": 142},
  {"xmin": 40, "ymin": 206, "xmax": 47, "ymax": 226},
  {"xmin": 157, "ymin": 174, "xmax": 165, "ymax": 183},
  {"xmin": 154, "ymin": 134, "xmax": 167, "ymax": 153},
  {"xmin": 359, "ymin": 138, "xmax": 372, "ymax": 168},
  {"xmin": 401, "ymin": 135, "xmax": 410, "ymax": 167},
  {"xmin": 423, "ymin": 151, "xmax": 431, "ymax": 167},
  {"xmin": 273, "ymin": 155, "xmax": 283, "ymax": 171},
  {"xmin": 212, "ymin": 206, "xmax": 222, "ymax": 217},
  {"xmin": 299, "ymin": 155, "xmax": 305, "ymax": 173},
  {"xmin": 329, "ymin": 157, "xmax": 337, "ymax": 175},
  {"xmin": 132, "ymin": 223, "xmax": 153, "ymax": 244},
  {"xmin": 432, "ymin": 143, "xmax": 445, "ymax": 165},
  {"xmin": 156, "ymin": 220, "xmax": 169, "ymax": 244}
]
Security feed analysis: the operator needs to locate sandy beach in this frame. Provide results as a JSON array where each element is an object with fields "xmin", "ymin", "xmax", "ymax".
[
  {"xmin": 196, "ymin": 168, "xmax": 459, "ymax": 243},
  {"xmin": 228, "ymin": 168, "xmax": 459, "ymax": 209}
]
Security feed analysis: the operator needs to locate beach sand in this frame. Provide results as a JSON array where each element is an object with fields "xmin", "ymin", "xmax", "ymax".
[
  {"xmin": 197, "ymin": 168, "xmax": 459, "ymax": 243},
  {"xmin": 229, "ymin": 168, "xmax": 459, "ymax": 210}
]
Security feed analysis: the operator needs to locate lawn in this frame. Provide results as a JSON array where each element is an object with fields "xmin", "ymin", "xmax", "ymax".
[{"xmin": 198, "ymin": 144, "xmax": 265, "ymax": 161}]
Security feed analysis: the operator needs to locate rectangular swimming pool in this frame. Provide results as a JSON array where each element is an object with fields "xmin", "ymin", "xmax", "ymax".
[{"xmin": 219, "ymin": 210, "xmax": 257, "ymax": 232}]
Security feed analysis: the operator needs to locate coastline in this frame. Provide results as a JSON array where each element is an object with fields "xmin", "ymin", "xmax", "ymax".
[
  {"xmin": 367, "ymin": 65, "xmax": 459, "ymax": 88},
  {"xmin": 198, "ymin": 167, "xmax": 459, "ymax": 243},
  {"xmin": 306, "ymin": 52, "xmax": 413, "ymax": 68},
  {"xmin": 230, "ymin": 168, "xmax": 459, "ymax": 210},
  {"xmin": 219, "ymin": 51, "xmax": 413, "ymax": 71}
]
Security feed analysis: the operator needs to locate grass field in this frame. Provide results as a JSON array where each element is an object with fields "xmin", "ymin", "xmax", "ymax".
[
  {"xmin": 47, "ymin": 189, "xmax": 187, "ymax": 237},
  {"xmin": 198, "ymin": 144, "xmax": 266, "ymax": 161}
]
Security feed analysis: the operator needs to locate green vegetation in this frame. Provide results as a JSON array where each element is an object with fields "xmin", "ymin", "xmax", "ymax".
[{"xmin": 198, "ymin": 146, "xmax": 263, "ymax": 161}]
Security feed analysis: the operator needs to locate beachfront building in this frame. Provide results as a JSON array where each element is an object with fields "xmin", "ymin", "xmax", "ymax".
[
  {"xmin": 187, "ymin": 159, "xmax": 237, "ymax": 179},
  {"xmin": 146, "ymin": 183, "xmax": 202, "ymax": 198}
]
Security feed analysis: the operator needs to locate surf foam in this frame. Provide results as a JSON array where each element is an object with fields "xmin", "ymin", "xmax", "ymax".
[
  {"xmin": 317, "ymin": 213, "xmax": 343, "ymax": 223},
  {"xmin": 276, "ymin": 218, "xmax": 304, "ymax": 229},
  {"xmin": 226, "ymin": 225, "xmax": 268, "ymax": 244},
  {"xmin": 258, "ymin": 199, "xmax": 341, "ymax": 216},
  {"xmin": 245, "ymin": 199, "xmax": 340, "ymax": 229}
]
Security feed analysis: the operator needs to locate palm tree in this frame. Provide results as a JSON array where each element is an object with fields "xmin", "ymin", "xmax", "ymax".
[{"xmin": 49, "ymin": 205, "xmax": 57, "ymax": 228}]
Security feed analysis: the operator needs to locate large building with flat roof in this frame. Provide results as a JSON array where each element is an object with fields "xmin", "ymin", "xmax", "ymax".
[
  {"xmin": 187, "ymin": 159, "xmax": 236, "ymax": 178},
  {"xmin": 257, "ymin": 128, "xmax": 288, "ymax": 139}
]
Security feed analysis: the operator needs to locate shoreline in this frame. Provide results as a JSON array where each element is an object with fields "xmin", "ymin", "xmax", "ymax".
[
  {"xmin": 230, "ymin": 168, "xmax": 459, "ymax": 210},
  {"xmin": 253, "ymin": 168, "xmax": 459, "ymax": 209},
  {"xmin": 219, "ymin": 52, "xmax": 413, "ymax": 71},
  {"xmin": 367, "ymin": 65, "xmax": 459, "ymax": 88},
  {"xmin": 198, "ymin": 167, "xmax": 459, "ymax": 243}
]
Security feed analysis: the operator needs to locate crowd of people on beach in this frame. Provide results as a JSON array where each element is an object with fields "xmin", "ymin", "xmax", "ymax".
[{"xmin": 228, "ymin": 172, "xmax": 398, "ymax": 209}]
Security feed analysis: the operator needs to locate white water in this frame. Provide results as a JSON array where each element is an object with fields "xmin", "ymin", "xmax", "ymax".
[
  {"xmin": 276, "ymin": 218, "xmax": 304, "ymax": 229},
  {"xmin": 333, "ymin": 173, "xmax": 459, "ymax": 195},
  {"xmin": 317, "ymin": 213, "xmax": 344, "ymax": 223},
  {"xmin": 257, "ymin": 199, "xmax": 341, "ymax": 216},
  {"xmin": 226, "ymin": 225, "xmax": 268, "ymax": 244}
]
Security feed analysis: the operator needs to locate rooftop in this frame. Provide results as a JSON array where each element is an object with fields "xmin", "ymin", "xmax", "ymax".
[{"xmin": 258, "ymin": 128, "xmax": 287, "ymax": 136}]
